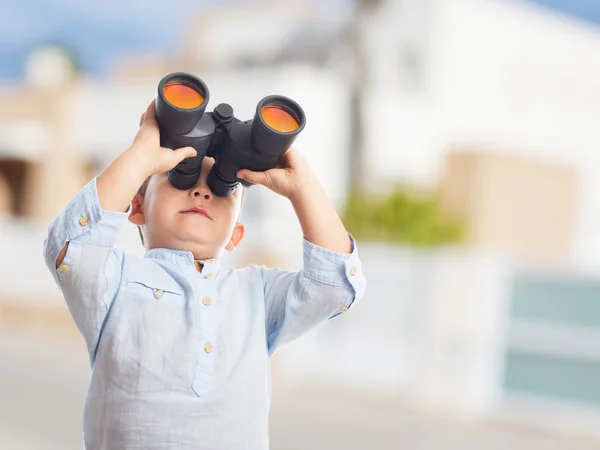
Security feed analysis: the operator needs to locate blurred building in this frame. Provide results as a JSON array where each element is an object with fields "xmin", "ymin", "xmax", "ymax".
[
  {"xmin": 270, "ymin": 0, "xmax": 600, "ymax": 440},
  {"xmin": 0, "ymin": 47, "xmax": 88, "ymax": 222},
  {"xmin": 438, "ymin": 151, "xmax": 578, "ymax": 269},
  {"xmin": 360, "ymin": 0, "xmax": 600, "ymax": 271}
]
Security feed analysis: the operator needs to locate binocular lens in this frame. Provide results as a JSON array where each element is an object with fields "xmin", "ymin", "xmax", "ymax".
[
  {"xmin": 260, "ymin": 105, "xmax": 299, "ymax": 133},
  {"xmin": 163, "ymin": 81, "xmax": 204, "ymax": 109}
]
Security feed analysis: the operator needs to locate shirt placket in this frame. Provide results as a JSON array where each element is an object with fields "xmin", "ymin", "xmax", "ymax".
[{"xmin": 192, "ymin": 259, "xmax": 220, "ymax": 396}]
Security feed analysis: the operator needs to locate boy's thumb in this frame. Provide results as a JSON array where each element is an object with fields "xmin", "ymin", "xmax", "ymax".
[
  {"xmin": 237, "ymin": 170, "xmax": 267, "ymax": 186},
  {"xmin": 173, "ymin": 146, "xmax": 197, "ymax": 162}
]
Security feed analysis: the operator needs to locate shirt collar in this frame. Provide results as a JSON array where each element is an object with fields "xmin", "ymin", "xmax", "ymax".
[{"xmin": 144, "ymin": 248, "xmax": 220, "ymax": 272}]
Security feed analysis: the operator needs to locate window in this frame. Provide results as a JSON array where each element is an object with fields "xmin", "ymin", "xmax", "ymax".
[{"xmin": 0, "ymin": 158, "xmax": 28, "ymax": 217}]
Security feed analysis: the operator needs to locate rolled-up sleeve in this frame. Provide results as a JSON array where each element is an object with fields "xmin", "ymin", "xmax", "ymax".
[
  {"xmin": 43, "ymin": 177, "xmax": 130, "ymax": 287},
  {"xmin": 262, "ymin": 235, "xmax": 366, "ymax": 355},
  {"xmin": 42, "ymin": 177, "xmax": 130, "ymax": 359}
]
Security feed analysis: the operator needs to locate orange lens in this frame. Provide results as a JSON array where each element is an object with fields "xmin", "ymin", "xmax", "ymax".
[
  {"xmin": 163, "ymin": 82, "xmax": 204, "ymax": 109},
  {"xmin": 260, "ymin": 106, "xmax": 299, "ymax": 132}
]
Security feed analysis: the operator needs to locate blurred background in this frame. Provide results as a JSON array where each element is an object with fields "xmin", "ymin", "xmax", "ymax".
[{"xmin": 2, "ymin": 0, "xmax": 600, "ymax": 448}]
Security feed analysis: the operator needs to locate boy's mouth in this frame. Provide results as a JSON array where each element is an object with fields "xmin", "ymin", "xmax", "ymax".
[{"xmin": 180, "ymin": 207, "xmax": 211, "ymax": 219}]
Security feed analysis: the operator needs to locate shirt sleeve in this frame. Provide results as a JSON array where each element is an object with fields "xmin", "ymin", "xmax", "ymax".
[
  {"xmin": 261, "ymin": 234, "xmax": 366, "ymax": 356},
  {"xmin": 42, "ymin": 177, "xmax": 130, "ymax": 361}
]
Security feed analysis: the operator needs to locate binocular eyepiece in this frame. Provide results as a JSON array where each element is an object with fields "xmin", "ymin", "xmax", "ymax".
[{"xmin": 155, "ymin": 72, "xmax": 306, "ymax": 196}]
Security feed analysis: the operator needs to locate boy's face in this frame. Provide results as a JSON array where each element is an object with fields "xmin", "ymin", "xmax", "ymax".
[{"xmin": 129, "ymin": 157, "xmax": 245, "ymax": 259}]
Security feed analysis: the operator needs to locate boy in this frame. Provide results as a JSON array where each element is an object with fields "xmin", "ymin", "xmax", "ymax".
[{"xmin": 43, "ymin": 100, "xmax": 366, "ymax": 449}]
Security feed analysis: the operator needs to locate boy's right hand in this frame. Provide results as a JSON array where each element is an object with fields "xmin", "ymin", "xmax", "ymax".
[
  {"xmin": 94, "ymin": 100, "xmax": 196, "ymax": 215},
  {"xmin": 54, "ymin": 100, "xmax": 197, "ymax": 267},
  {"xmin": 131, "ymin": 100, "xmax": 197, "ymax": 176}
]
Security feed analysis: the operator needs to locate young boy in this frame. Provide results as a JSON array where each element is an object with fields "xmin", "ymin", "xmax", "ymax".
[{"xmin": 43, "ymin": 100, "xmax": 366, "ymax": 449}]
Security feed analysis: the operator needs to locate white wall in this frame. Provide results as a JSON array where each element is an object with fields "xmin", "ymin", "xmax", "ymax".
[
  {"xmin": 362, "ymin": 0, "xmax": 600, "ymax": 271},
  {"xmin": 276, "ymin": 243, "xmax": 513, "ymax": 417}
]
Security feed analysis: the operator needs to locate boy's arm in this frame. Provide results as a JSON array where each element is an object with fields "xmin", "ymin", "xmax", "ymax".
[
  {"xmin": 52, "ymin": 149, "xmax": 146, "ymax": 267},
  {"xmin": 237, "ymin": 149, "xmax": 367, "ymax": 355},
  {"xmin": 257, "ymin": 235, "xmax": 365, "ymax": 355},
  {"xmin": 54, "ymin": 101, "xmax": 196, "ymax": 267}
]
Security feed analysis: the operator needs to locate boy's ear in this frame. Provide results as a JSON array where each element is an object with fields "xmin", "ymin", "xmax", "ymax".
[
  {"xmin": 225, "ymin": 222, "xmax": 245, "ymax": 251},
  {"xmin": 128, "ymin": 193, "xmax": 146, "ymax": 226}
]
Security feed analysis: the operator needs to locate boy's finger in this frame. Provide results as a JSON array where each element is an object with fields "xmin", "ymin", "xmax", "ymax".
[
  {"xmin": 237, "ymin": 170, "xmax": 268, "ymax": 186},
  {"xmin": 173, "ymin": 146, "xmax": 197, "ymax": 163},
  {"xmin": 140, "ymin": 100, "xmax": 157, "ymax": 126},
  {"xmin": 145, "ymin": 100, "xmax": 157, "ymax": 122}
]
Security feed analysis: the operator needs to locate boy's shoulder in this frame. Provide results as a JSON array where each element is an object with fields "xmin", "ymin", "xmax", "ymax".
[{"xmin": 229, "ymin": 263, "xmax": 265, "ymax": 282}]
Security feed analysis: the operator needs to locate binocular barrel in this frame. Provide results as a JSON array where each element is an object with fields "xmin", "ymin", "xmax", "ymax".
[
  {"xmin": 155, "ymin": 72, "xmax": 306, "ymax": 195},
  {"xmin": 156, "ymin": 73, "xmax": 209, "ymax": 135},
  {"xmin": 252, "ymin": 95, "xmax": 306, "ymax": 157}
]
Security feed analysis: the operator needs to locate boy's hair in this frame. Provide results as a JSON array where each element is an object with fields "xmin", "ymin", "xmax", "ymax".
[
  {"xmin": 136, "ymin": 176, "xmax": 245, "ymax": 247},
  {"xmin": 137, "ymin": 177, "xmax": 151, "ymax": 246}
]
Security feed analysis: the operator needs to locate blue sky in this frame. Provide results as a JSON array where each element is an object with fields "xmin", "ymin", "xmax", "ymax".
[
  {"xmin": 0, "ymin": 0, "xmax": 599, "ymax": 82},
  {"xmin": 0, "ymin": 0, "xmax": 219, "ymax": 80},
  {"xmin": 525, "ymin": 0, "xmax": 600, "ymax": 25}
]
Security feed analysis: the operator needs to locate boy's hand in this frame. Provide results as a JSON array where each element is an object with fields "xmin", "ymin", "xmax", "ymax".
[
  {"xmin": 238, "ymin": 147, "xmax": 352, "ymax": 254},
  {"xmin": 131, "ymin": 100, "xmax": 197, "ymax": 176},
  {"xmin": 235, "ymin": 147, "xmax": 316, "ymax": 201},
  {"xmin": 94, "ymin": 100, "xmax": 196, "ymax": 215}
]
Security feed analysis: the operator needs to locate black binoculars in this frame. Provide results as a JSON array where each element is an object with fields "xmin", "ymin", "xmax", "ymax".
[{"xmin": 155, "ymin": 72, "xmax": 306, "ymax": 196}]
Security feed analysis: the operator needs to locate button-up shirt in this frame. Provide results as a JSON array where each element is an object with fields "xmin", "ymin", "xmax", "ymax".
[{"xmin": 42, "ymin": 178, "xmax": 366, "ymax": 450}]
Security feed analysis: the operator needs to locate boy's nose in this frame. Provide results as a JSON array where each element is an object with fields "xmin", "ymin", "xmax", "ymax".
[{"xmin": 190, "ymin": 181, "xmax": 212, "ymax": 201}]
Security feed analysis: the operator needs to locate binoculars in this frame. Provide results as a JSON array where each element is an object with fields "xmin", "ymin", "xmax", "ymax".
[{"xmin": 155, "ymin": 72, "xmax": 306, "ymax": 196}]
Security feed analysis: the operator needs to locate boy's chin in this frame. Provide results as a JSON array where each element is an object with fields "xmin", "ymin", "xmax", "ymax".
[{"xmin": 171, "ymin": 230, "xmax": 216, "ymax": 248}]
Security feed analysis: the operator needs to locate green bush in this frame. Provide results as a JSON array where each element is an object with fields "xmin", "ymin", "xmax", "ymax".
[{"xmin": 341, "ymin": 185, "xmax": 466, "ymax": 247}]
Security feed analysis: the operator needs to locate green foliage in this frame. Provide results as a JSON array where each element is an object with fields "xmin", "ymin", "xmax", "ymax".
[{"xmin": 342, "ymin": 185, "xmax": 466, "ymax": 247}]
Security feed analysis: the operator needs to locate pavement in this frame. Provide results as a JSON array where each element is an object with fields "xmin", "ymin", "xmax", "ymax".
[{"xmin": 1, "ymin": 319, "xmax": 599, "ymax": 450}]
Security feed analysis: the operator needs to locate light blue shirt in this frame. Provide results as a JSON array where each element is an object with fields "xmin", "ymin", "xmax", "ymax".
[{"xmin": 42, "ymin": 177, "xmax": 366, "ymax": 450}]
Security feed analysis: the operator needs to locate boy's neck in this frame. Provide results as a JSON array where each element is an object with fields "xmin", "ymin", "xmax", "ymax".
[{"xmin": 193, "ymin": 260, "xmax": 204, "ymax": 273}]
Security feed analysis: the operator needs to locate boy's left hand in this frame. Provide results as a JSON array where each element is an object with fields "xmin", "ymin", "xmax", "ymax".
[
  {"xmin": 239, "ymin": 147, "xmax": 352, "ymax": 254},
  {"xmin": 236, "ymin": 148, "xmax": 316, "ymax": 201}
]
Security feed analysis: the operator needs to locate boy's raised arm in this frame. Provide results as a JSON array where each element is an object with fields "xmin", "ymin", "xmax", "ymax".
[
  {"xmin": 53, "ymin": 101, "xmax": 196, "ymax": 267},
  {"xmin": 237, "ymin": 147, "xmax": 366, "ymax": 355}
]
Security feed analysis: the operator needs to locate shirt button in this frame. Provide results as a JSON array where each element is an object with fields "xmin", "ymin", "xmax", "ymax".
[
  {"xmin": 204, "ymin": 343, "xmax": 213, "ymax": 353},
  {"xmin": 340, "ymin": 306, "xmax": 349, "ymax": 313},
  {"xmin": 154, "ymin": 289, "xmax": 164, "ymax": 299},
  {"xmin": 79, "ymin": 216, "xmax": 90, "ymax": 227},
  {"xmin": 349, "ymin": 267, "xmax": 357, "ymax": 276},
  {"xmin": 204, "ymin": 273, "xmax": 214, "ymax": 279},
  {"xmin": 58, "ymin": 265, "xmax": 69, "ymax": 273},
  {"xmin": 202, "ymin": 296, "xmax": 212, "ymax": 306}
]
